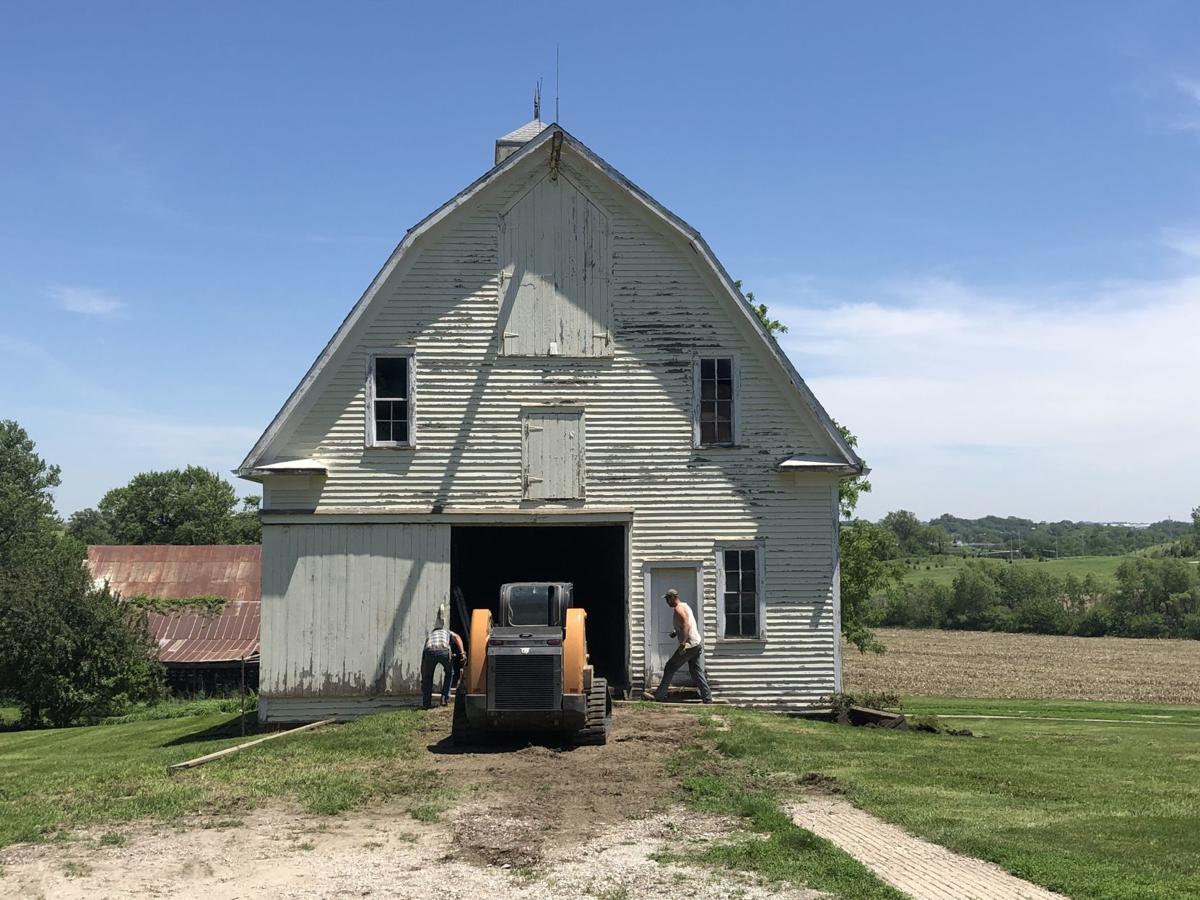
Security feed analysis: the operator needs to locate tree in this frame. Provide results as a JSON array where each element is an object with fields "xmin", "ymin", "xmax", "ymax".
[
  {"xmin": 66, "ymin": 507, "xmax": 116, "ymax": 545},
  {"xmin": 882, "ymin": 510, "xmax": 923, "ymax": 555},
  {"xmin": 0, "ymin": 421, "xmax": 164, "ymax": 726},
  {"xmin": 734, "ymin": 280, "xmax": 789, "ymax": 335},
  {"xmin": 834, "ymin": 422, "xmax": 871, "ymax": 519},
  {"xmin": 0, "ymin": 420, "xmax": 61, "ymax": 570},
  {"xmin": 97, "ymin": 466, "xmax": 259, "ymax": 545},
  {"xmin": 832, "ymin": 422, "xmax": 892, "ymax": 652},
  {"xmin": 839, "ymin": 520, "xmax": 898, "ymax": 652}
]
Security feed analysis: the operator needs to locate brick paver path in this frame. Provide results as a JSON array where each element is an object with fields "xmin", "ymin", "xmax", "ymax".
[{"xmin": 788, "ymin": 796, "xmax": 1066, "ymax": 900}]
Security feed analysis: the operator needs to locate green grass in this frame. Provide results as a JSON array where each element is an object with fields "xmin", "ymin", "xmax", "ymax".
[
  {"xmin": 897, "ymin": 553, "xmax": 1129, "ymax": 587},
  {"xmin": 101, "ymin": 696, "xmax": 257, "ymax": 724},
  {"xmin": 664, "ymin": 766, "xmax": 903, "ymax": 899},
  {"xmin": 0, "ymin": 707, "xmax": 18, "ymax": 726},
  {"xmin": 695, "ymin": 699, "xmax": 1200, "ymax": 900},
  {"xmin": 0, "ymin": 709, "xmax": 438, "ymax": 848}
]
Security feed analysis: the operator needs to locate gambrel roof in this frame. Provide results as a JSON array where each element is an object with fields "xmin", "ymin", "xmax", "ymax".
[{"xmin": 237, "ymin": 124, "xmax": 863, "ymax": 477}]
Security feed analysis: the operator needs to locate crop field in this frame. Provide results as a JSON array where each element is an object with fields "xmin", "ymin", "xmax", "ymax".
[
  {"xmin": 895, "ymin": 553, "xmax": 1132, "ymax": 587},
  {"xmin": 844, "ymin": 627, "xmax": 1200, "ymax": 703}
]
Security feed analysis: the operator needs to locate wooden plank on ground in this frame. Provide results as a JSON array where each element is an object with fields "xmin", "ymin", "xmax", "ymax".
[{"xmin": 169, "ymin": 719, "xmax": 335, "ymax": 771}]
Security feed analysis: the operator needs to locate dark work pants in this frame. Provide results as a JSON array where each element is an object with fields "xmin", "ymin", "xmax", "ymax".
[
  {"xmin": 654, "ymin": 644, "xmax": 712, "ymax": 702},
  {"xmin": 421, "ymin": 647, "xmax": 453, "ymax": 709}
]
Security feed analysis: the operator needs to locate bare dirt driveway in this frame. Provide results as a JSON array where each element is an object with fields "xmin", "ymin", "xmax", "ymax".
[{"xmin": 0, "ymin": 705, "xmax": 821, "ymax": 899}]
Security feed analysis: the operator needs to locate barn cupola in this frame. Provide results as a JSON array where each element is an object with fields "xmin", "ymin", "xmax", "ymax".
[{"xmin": 495, "ymin": 94, "xmax": 550, "ymax": 164}]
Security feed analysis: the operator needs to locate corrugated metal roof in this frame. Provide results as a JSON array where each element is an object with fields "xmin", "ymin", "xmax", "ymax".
[
  {"xmin": 87, "ymin": 544, "xmax": 261, "ymax": 601},
  {"xmin": 148, "ymin": 601, "xmax": 260, "ymax": 664},
  {"xmin": 86, "ymin": 545, "xmax": 261, "ymax": 664}
]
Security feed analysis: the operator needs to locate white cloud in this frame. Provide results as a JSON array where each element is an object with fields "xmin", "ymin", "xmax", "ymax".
[
  {"xmin": 0, "ymin": 335, "xmax": 260, "ymax": 514},
  {"xmin": 775, "ymin": 274, "xmax": 1200, "ymax": 522},
  {"xmin": 1161, "ymin": 228, "xmax": 1200, "ymax": 260},
  {"xmin": 50, "ymin": 285, "xmax": 126, "ymax": 317},
  {"xmin": 1164, "ymin": 75, "xmax": 1200, "ymax": 135}
]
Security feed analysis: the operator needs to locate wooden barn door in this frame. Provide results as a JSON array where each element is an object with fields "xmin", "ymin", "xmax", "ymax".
[{"xmin": 522, "ymin": 409, "xmax": 584, "ymax": 500}]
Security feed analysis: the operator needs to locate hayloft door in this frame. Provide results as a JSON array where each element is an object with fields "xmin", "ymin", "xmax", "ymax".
[{"xmin": 522, "ymin": 409, "xmax": 584, "ymax": 500}]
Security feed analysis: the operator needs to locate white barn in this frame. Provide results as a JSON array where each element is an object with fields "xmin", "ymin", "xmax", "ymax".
[{"xmin": 238, "ymin": 116, "xmax": 864, "ymax": 722}]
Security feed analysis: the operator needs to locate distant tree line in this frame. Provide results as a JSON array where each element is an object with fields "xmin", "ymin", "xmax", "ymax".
[
  {"xmin": 872, "ymin": 557, "xmax": 1200, "ymax": 640},
  {"xmin": 927, "ymin": 513, "xmax": 1193, "ymax": 558},
  {"xmin": 841, "ymin": 506, "xmax": 1200, "ymax": 643}
]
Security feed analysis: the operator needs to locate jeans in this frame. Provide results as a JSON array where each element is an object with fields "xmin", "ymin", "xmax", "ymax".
[
  {"xmin": 421, "ymin": 647, "xmax": 453, "ymax": 709},
  {"xmin": 654, "ymin": 644, "xmax": 712, "ymax": 702}
]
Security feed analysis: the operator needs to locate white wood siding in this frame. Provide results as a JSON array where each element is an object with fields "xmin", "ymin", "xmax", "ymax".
[
  {"xmin": 260, "ymin": 522, "xmax": 450, "ymax": 698},
  {"xmin": 261, "ymin": 142, "xmax": 844, "ymax": 708},
  {"xmin": 499, "ymin": 172, "xmax": 611, "ymax": 357}
]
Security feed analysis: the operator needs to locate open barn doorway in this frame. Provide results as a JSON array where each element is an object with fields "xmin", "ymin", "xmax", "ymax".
[{"xmin": 450, "ymin": 524, "xmax": 629, "ymax": 691}]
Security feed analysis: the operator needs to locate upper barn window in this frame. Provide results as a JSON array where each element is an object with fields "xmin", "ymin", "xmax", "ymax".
[
  {"xmin": 497, "ymin": 172, "xmax": 612, "ymax": 358},
  {"xmin": 366, "ymin": 350, "xmax": 415, "ymax": 447},
  {"xmin": 695, "ymin": 356, "xmax": 737, "ymax": 446}
]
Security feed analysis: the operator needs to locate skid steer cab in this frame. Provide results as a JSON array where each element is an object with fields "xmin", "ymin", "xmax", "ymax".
[{"xmin": 452, "ymin": 582, "xmax": 611, "ymax": 746}]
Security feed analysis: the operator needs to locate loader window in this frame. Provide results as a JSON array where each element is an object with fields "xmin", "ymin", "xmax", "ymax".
[{"xmin": 508, "ymin": 585, "xmax": 558, "ymax": 626}]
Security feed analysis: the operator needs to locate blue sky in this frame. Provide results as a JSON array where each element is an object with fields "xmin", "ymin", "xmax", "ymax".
[{"xmin": 2, "ymin": 1, "xmax": 1198, "ymax": 522}]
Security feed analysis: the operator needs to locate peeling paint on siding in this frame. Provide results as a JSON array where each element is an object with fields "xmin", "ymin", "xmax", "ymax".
[{"xmin": 259, "ymin": 145, "xmax": 842, "ymax": 710}]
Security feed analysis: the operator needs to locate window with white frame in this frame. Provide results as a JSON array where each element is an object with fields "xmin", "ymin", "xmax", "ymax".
[
  {"xmin": 367, "ymin": 352, "xmax": 414, "ymax": 446},
  {"xmin": 697, "ymin": 357, "xmax": 735, "ymax": 446},
  {"xmin": 717, "ymin": 543, "xmax": 764, "ymax": 639}
]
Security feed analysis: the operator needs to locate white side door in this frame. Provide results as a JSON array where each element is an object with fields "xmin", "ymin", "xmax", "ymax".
[
  {"xmin": 645, "ymin": 564, "xmax": 701, "ymax": 688},
  {"xmin": 522, "ymin": 409, "xmax": 584, "ymax": 500}
]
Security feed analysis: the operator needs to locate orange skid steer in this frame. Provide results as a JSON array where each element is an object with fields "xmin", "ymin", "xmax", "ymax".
[{"xmin": 452, "ymin": 582, "xmax": 611, "ymax": 746}]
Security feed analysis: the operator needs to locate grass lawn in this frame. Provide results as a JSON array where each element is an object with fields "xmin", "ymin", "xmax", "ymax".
[
  {"xmin": 897, "ymin": 553, "xmax": 1129, "ymax": 587},
  {"xmin": 687, "ymin": 698, "xmax": 1200, "ymax": 900},
  {"xmin": 5, "ymin": 697, "xmax": 1199, "ymax": 899},
  {"xmin": 0, "ymin": 706, "xmax": 437, "ymax": 849}
]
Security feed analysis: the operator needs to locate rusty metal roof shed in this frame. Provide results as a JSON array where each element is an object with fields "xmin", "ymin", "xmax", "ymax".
[{"xmin": 86, "ymin": 545, "xmax": 261, "ymax": 664}]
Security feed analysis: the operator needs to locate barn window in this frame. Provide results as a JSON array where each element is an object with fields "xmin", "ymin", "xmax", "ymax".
[
  {"xmin": 367, "ymin": 351, "xmax": 415, "ymax": 447},
  {"xmin": 696, "ymin": 356, "xmax": 736, "ymax": 446},
  {"xmin": 716, "ymin": 542, "xmax": 765, "ymax": 640}
]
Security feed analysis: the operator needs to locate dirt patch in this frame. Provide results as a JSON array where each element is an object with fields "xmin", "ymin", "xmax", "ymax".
[
  {"xmin": 1, "ymin": 704, "xmax": 812, "ymax": 899},
  {"xmin": 427, "ymin": 702, "xmax": 696, "ymax": 868},
  {"xmin": 845, "ymin": 628, "xmax": 1200, "ymax": 703}
]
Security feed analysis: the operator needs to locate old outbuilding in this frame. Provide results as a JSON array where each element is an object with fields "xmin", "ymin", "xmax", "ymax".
[
  {"xmin": 238, "ymin": 115, "xmax": 863, "ymax": 722},
  {"xmin": 86, "ymin": 545, "xmax": 261, "ymax": 695}
]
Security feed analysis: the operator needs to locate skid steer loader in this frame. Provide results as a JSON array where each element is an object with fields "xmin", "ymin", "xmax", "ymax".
[{"xmin": 452, "ymin": 581, "xmax": 611, "ymax": 746}]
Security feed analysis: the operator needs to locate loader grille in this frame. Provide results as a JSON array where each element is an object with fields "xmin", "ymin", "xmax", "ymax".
[{"xmin": 490, "ymin": 653, "xmax": 560, "ymax": 710}]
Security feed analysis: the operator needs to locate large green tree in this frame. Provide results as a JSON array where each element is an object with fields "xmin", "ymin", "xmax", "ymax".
[
  {"xmin": 0, "ymin": 421, "xmax": 164, "ymax": 726},
  {"xmin": 93, "ymin": 466, "xmax": 260, "ymax": 545},
  {"xmin": 65, "ymin": 507, "xmax": 116, "ymax": 545}
]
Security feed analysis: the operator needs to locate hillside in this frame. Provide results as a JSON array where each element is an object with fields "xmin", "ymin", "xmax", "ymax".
[
  {"xmin": 929, "ymin": 514, "xmax": 1192, "ymax": 557},
  {"xmin": 896, "ymin": 553, "xmax": 1130, "ymax": 588}
]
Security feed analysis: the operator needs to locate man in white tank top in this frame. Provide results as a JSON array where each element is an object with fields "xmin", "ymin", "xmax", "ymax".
[{"xmin": 651, "ymin": 589, "xmax": 713, "ymax": 703}]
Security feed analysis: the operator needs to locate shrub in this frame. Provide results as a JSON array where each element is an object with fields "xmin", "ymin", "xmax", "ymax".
[
  {"xmin": 1182, "ymin": 613, "xmax": 1200, "ymax": 641},
  {"xmin": 1013, "ymin": 596, "xmax": 1072, "ymax": 635},
  {"xmin": 878, "ymin": 580, "xmax": 947, "ymax": 628},
  {"xmin": 947, "ymin": 566, "xmax": 998, "ymax": 629},
  {"xmin": 1124, "ymin": 613, "xmax": 1169, "ymax": 639},
  {"xmin": 1074, "ymin": 604, "xmax": 1115, "ymax": 637}
]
